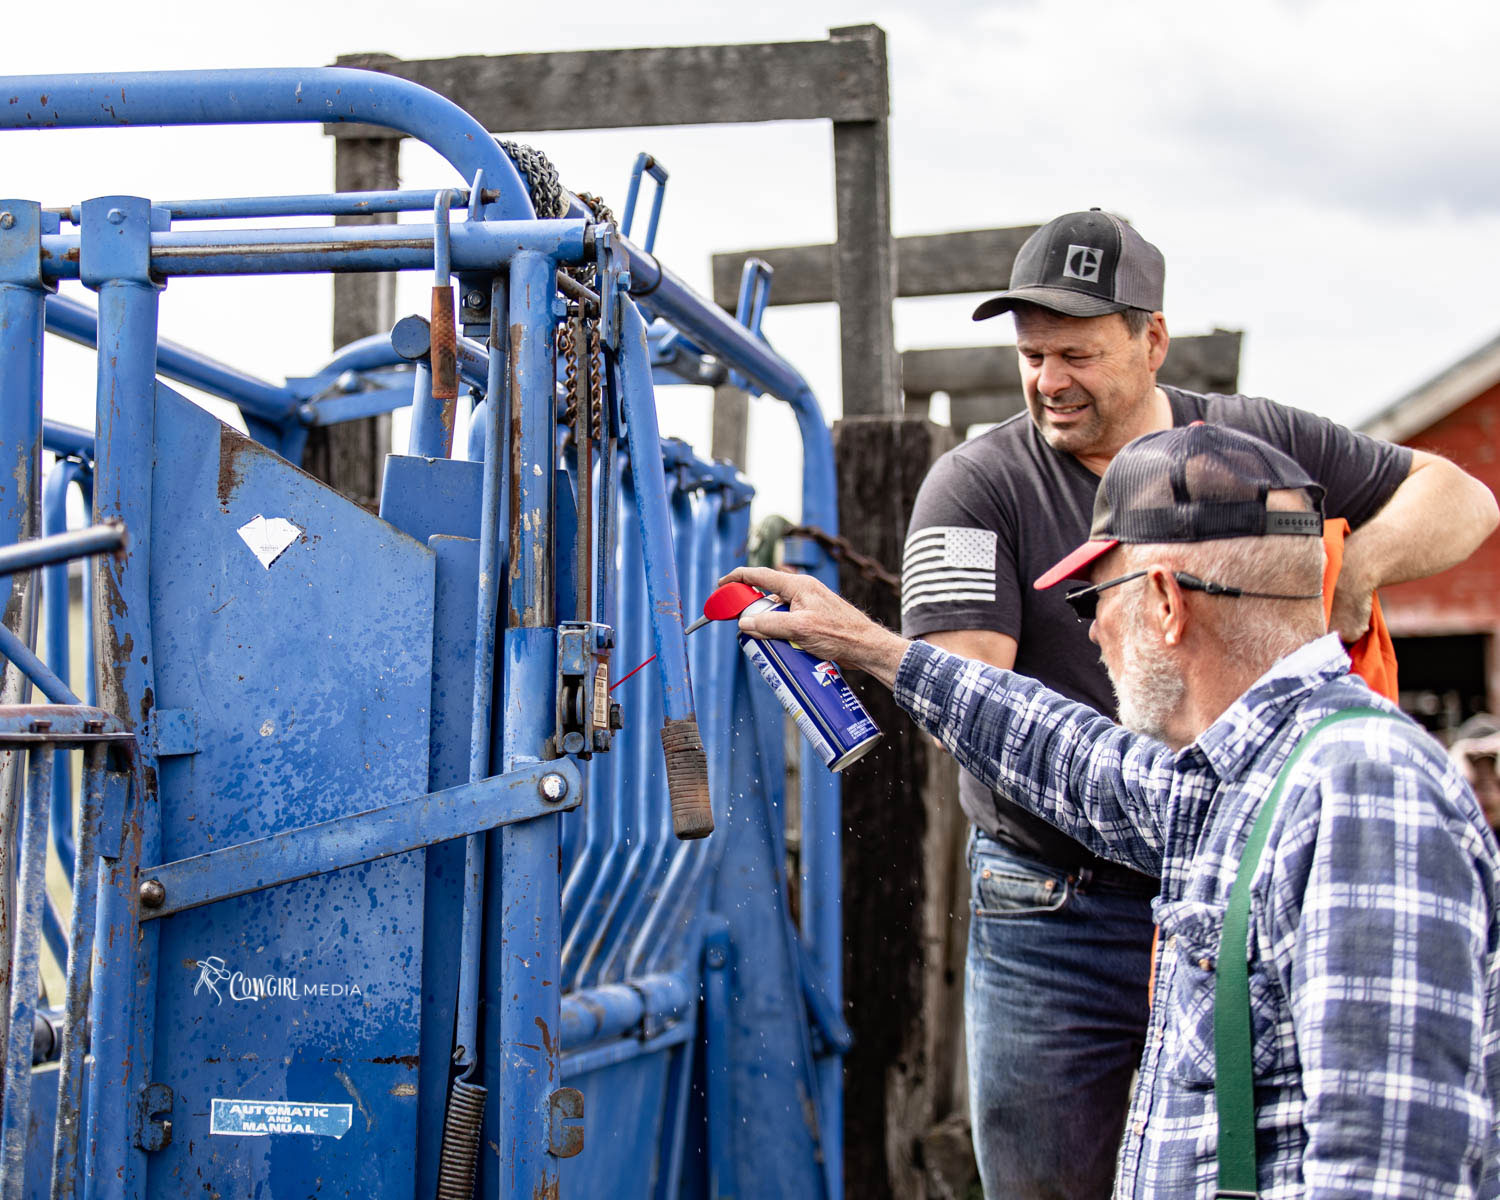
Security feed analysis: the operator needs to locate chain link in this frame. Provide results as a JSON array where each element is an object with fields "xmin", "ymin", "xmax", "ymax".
[{"xmin": 782, "ymin": 524, "xmax": 901, "ymax": 596}]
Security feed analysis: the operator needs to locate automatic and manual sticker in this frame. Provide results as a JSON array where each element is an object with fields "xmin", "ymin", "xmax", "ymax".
[{"xmin": 210, "ymin": 1098, "xmax": 352, "ymax": 1138}]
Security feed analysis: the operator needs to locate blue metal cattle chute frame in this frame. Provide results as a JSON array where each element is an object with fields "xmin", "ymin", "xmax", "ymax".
[{"xmin": 0, "ymin": 67, "xmax": 848, "ymax": 1199}]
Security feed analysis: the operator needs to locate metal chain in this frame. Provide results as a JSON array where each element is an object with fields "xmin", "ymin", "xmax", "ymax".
[
  {"xmin": 587, "ymin": 318, "xmax": 603, "ymax": 430},
  {"xmin": 782, "ymin": 524, "xmax": 901, "ymax": 596},
  {"xmin": 558, "ymin": 311, "xmax": 581, "ymax": 425},
  {"xmin": 496, "ymin": 139, "xmax": 567, "ymax": 219}
]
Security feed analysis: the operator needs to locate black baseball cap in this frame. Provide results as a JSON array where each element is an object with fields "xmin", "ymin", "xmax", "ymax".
[
  {"xmin": 1033, "ymin": 425, "xmax": 1325, "ymax": 589},
  {"xmin": 973, "ymin": 209, "xmax": 1165, "ymax": 321}
]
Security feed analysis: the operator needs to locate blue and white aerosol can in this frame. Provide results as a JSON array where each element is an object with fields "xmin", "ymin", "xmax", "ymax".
[{"xmin": 688, "ymin": 582, "xmax": 883, "ymax": 772}]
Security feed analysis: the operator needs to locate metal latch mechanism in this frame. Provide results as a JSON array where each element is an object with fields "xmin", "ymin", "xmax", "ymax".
[{"xmin": 556, "ymin": 621, "xmax": 621, "ymax": 758}]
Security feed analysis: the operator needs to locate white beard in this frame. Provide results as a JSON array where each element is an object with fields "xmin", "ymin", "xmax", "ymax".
[{"xmin": 1107, "ymin": 605, "xmax": 1187, "ymax": 743}]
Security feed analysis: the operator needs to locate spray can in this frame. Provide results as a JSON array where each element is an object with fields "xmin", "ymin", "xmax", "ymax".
[{"xmin": 688, "ymin": 582, "xmax": 880, "ymax": 772}]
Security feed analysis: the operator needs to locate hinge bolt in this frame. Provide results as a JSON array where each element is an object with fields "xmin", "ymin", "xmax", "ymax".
[
  {"xmin": 538, "ymin": 773, "xmax": 569, "ymax": 803},
  {"xmin": 139, "ymin": 879, "xmax": 165, "ymax": 909}
]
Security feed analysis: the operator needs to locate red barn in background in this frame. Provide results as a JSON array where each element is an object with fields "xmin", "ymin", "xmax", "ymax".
[{"xmin": 1362, "ymin": 333, "xmax": 1500, "ymax": 734}]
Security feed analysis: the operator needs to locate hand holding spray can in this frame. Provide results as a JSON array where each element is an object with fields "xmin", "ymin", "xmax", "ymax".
[{"xmin": 687, "ymin": 581, "xmax": 883, "ymax": 772}]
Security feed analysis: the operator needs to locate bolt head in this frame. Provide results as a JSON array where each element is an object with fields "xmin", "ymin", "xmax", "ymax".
[
  {"xmin": 463, "ymin": 290, "xmax": 485, "ymax": 309},
  {"xmin": 538, "ymin": 773, "xmax": 569, "ymax": 803},
  {"xmin": 139, "ymin": 879, "xmax": 166, "ymax": 909},
  {"xmin": 0, "ymin": 212, "xmax": 14, "ymax": 230},
  {"xmin": 106, "ymin": 208, "xmax": 126, "ymax": 225}
]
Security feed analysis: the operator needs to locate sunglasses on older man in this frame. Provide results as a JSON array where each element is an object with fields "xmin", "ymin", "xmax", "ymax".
[{"xmin": 1063, "ymin": 570, "xmax": 1322, "ymax": 622}]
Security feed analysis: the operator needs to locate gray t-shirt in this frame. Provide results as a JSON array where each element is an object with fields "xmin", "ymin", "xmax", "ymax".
[{"xmin": 901, "ymin": 386, "xmax": 1413, "ymax": 886}]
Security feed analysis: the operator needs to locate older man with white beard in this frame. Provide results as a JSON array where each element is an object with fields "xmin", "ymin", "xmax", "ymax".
[{"xmin": 724, "ymin": 424, "xmax": 1500, "ymax": 1199}]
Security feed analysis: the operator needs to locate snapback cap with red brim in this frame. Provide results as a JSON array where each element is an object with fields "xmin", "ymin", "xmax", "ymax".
[{"xmin": 1032, "ymin": 424, "xmax": 1326, "ymax": 591}]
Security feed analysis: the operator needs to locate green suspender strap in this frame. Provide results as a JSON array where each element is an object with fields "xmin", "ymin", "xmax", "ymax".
[{"xmin": 1213, "ymin": 706, "xmax": 1397, "ymax": 1200}]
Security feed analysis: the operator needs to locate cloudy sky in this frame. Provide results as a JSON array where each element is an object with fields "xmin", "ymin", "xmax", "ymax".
[{"xmin": 6, "ymin": 0, "xmax": 1498, "ymax": 519}]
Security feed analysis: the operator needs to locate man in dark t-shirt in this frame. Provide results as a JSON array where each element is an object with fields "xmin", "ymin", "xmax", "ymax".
[{"xmin": 901, "ymin": 210, "xmax": 1499, "ymax": 1199}]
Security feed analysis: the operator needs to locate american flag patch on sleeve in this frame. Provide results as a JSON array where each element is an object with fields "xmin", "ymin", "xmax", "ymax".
[{"xmin": 901, "ymin": 526, "xmax": 998, "ymax": 615}]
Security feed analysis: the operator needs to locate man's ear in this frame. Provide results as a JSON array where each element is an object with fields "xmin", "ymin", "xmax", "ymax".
[
  {"xmin": 1144, "ymin": 565, "xmax": 1188, "ymax": 647},
  {"xmin": 1146, "ymin": 312, "xmax": 1169, "ymax": 373}
]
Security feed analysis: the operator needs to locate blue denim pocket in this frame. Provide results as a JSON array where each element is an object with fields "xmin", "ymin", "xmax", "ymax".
[{"xmin": 970, "ymin": 842, "xmax": 1070, "ymax": 918}]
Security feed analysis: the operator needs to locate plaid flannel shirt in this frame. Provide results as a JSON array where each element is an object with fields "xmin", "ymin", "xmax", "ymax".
[{"xmin": 895, "ymin": 633, "xmax": 1500, "ymax": 1199}]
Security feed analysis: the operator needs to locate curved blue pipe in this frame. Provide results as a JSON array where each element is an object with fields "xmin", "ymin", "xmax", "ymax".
[{"xmin": 0, "ymin": 70, "xmax": 532, "ymax": 222}]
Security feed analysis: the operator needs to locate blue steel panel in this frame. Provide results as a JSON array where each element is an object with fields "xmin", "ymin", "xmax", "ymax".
[
  {"xmin": 559, "ymin": 1053, "xmax": 672, "ymax": 1197},
  {"xmin": 375, "ymin": 452, "xmax": 485, "ymax": 1193},
  {"xmin": 709, "ymin": 666, "xmax": 831, "ymax": 1199},
  {"xmin": 143, "ymin": 387, "xmax": 435, "ymax": 1197}
]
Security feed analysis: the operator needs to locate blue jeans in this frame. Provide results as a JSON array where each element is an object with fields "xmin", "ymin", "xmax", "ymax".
[{"xmin": 966, "ymin": 833, "xmax": 1155, "ymax": 1200}]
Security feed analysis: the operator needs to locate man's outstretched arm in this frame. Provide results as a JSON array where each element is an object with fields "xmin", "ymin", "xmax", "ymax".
[
  {"xmin": 722, "ymin": 566, "xmax": 1172, "ymax": 873},
  {"xmin": 1331, "ymin": 450, "xmax": 1498, "ymax": 640}
]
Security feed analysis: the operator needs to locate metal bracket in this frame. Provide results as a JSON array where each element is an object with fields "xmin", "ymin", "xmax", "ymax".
[
  {"xmin": 135, "ymin": 1082, "xmax": 173, "ymax": 1152},
  {"xmin": 620, "ymin": 153, "xmax": 669, "ymax": 255},
  {"xmin": 729, "ymin": 257, "xmax": 774, "ymax": 394},
  {"xmin": 153, "ymin": 708, "xmax": 198, "ymax": 757},
  {"xmin": 548, "ymin": 1086, "xmax": 585, "ymax": 1158},
  {"xmin": 556, "ymin": 621, "xmax": 615, "ymax": 757},
  {"xmin": 595, "ymin": 224, "xmax": 625, "ymax": 351}
]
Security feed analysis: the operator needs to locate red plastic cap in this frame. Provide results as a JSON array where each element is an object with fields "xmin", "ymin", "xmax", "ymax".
[{"xmin": 703, "ymin": 581, "xmax": 765, "ymax": 622}]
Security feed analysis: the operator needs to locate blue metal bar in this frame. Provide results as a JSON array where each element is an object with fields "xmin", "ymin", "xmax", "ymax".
[
  {"xmin": 0, "ymin": 208, "xmax": 50, "ymax": 1007},
  {"xmin": 453, "ymin": 274, "xmax": 508, "ymax": 1075},
  {"xmin": 0, "ymin": 621, "xmax": 79, "ymax": 706},
  {"xmin": 42, "ymin": 421, "xmax": 93, "ymax": 462},
  {"xmin": 82, "ymin": 754, "xmax": 139, "ymax": 1200},
  {"xmin": 596, "ymin": 476, "xmax": 701, "ymax": 984},
  {"xmin": 0, "ymin": 746, "xmax": 53, "ymax": 1200},
  {"xmin": 79, "ymin": 195, "xmax": 162, "ymax": 1198},
  {"xmin": 49, "ymin": 743, "xmax": 107, "ymax": 1200},
  {"xmin": 559, "ymin": 1017, "xmax": 694, "ymax": 1082},
  {"xmin": 492, "ymin": 248, "xmax": 562, "ymax": 1196},
  {"xmin": 701, "ymin": 919, "xmax": 734, "ymax": 1200},
  {"xmin": 432, "ymin": 191, "xmax": 454, "ymax": 283},
  {"xmin": 620, "ymin": 153, "xmax": 668, "ymax": 255},
  {"xmin": 389, "ymin": 314, "xmax": 492, "ymax": 395},
  {"xmin": 0, "ymin": 709, "xmax": 128, "ymax": 742},
  {"xmin": 44, "ymin": 293, "xmax": 297, "ymax": 425},
  {"xmin": 42, "ymin": 461, "xmax": 91, "ymax": 881},
  {"xmin": 616, "ymin": 302, "xmax": 697, "ymax": 724},
  {"xmin": 296, "ymin": 371, "xmax": 415, "ymax": 426},
  {"xmin": 102, "ymin": 187, "xmax": 477, "ymax": 222},
  {"xmin": 38, "ymin": 218, "xmax": 587, "ymax": 281},
  {"xmin": 560, "ymin": 472, "xmax": 633, "ymax": 987},
  {"xmin": 1, "ymin": 70, "xmax": 533, "ymax": 222},
  {"xmin": 406, "ymin": 194, "xmax": 456, "ymax": 459},
  {"xmin": 576, "ymin": 470, "xmax": 677, "ymax": 988},
  {"xmin": 559, "ymin": 972, "xmax": 690, "ymax": 1050},
  {"xmin": 0, "ymin": 524, "xmax": 124, "ymax": 580},
  {"xmin": 627, "ymin": 481, "xmax": 733, "ymax": 979},
  {"xmin": 139, "ymin": 757, "xmax": 580, "ymax": 921}
]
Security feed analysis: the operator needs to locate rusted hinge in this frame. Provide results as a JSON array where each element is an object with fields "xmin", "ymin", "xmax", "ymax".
[
  {"xmin": 547, "ymin": 1086, "xmax": 584, "ymax": 1158},
  {"xmin": 135, "ymin": 1082, "xmax": 173, "ymax": 1152}
]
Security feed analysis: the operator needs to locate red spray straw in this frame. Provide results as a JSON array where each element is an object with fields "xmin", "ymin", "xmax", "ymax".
[{"xmin": 609, "ymin": 582, "xmax": 765, "ymax": 691}]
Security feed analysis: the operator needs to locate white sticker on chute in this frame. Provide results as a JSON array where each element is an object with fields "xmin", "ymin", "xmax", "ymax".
[
  {"xmin": 210, "ymin": 1098, "xmax": 352, "ymax": 1138},
  {"xmin": 236, "ymin": 515, "xmax": 301, "ymax": 569}
]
